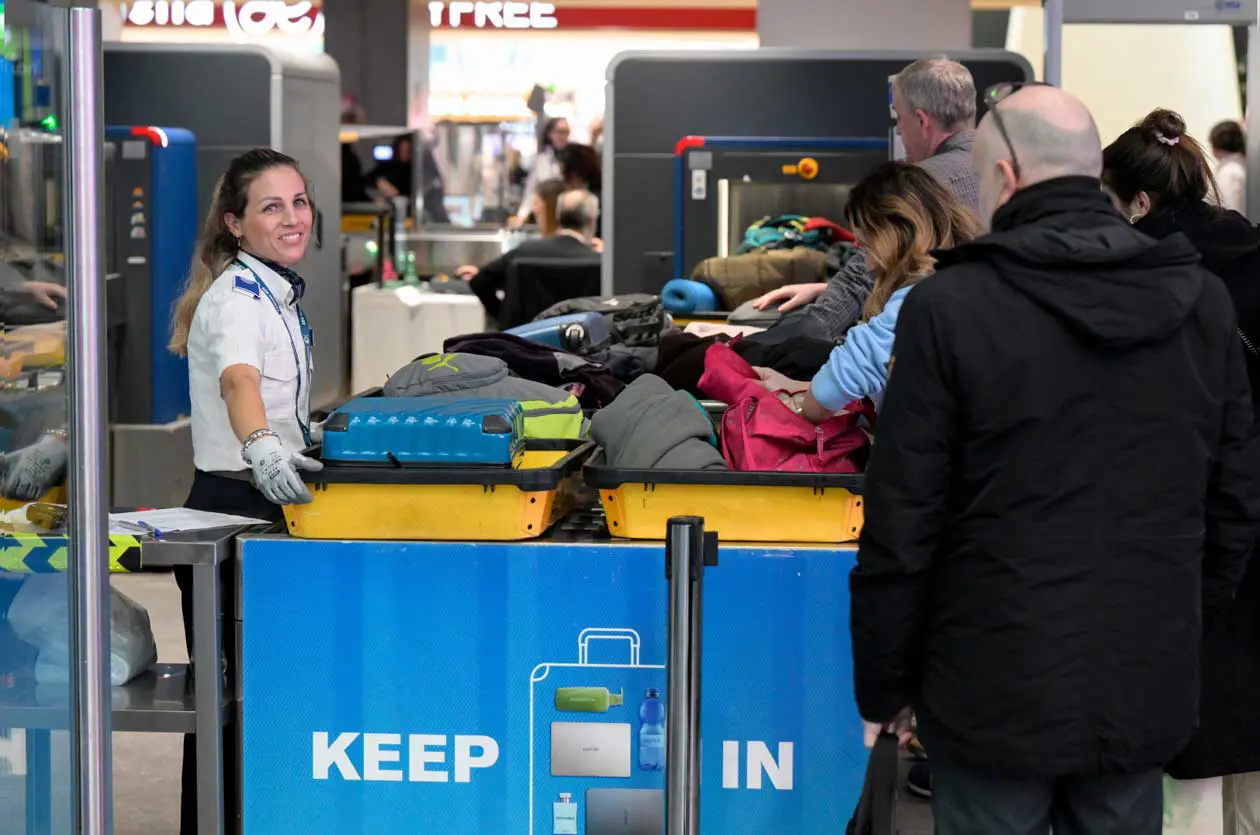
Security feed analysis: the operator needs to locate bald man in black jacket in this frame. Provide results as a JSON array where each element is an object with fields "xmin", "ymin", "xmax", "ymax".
[{"xmin": 852, "ymin": 84, "xmax": 1260, "ymax": 835}]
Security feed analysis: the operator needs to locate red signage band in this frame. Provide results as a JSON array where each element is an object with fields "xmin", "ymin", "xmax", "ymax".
[
  {"xmin": 124, "ymin": 4, "xmax": 756, "ymax": 32},
  {"xmin": 525, "ymin": 7, "xmax": 755, "ymax": 30}
]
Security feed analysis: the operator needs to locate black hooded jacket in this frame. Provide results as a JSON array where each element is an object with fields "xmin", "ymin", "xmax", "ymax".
[
  {"xmin": 1134, "ymin": 200, "xmax": 1260, "ymax": 780},
  {"xmin": 851, "ymin": 178, "xmax": 1260, "ymax": 776}
]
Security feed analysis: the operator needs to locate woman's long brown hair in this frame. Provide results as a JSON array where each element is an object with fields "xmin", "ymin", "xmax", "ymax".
[
  {"xmin": 844, "ymin": 161, "xmax": 982, "ymax": 321},
  {"xmin": 536, "ymin": 178, "xmax": 567, "ymax": 236}
]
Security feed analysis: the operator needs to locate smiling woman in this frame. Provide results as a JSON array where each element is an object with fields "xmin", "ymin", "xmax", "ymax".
[
  {"xmin": 166, "ymin": 146, "xmax": 327, "ymax": 835},
  {"xmin": 171, "ymin": 147, "xmax": 323, "ymax": 512}
]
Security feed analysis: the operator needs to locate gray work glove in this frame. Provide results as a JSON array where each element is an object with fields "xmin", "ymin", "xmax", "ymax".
[
  {"xmin": 242, "ymin": 434, "xmax": 323, "ymax": 506},
  {"xmin": 310, "ymin": 418, "xmax": 327, "ymax": 445},
  {"xmin": 2, "ymin": 434, "xmax": 68, "ymax": 501}
]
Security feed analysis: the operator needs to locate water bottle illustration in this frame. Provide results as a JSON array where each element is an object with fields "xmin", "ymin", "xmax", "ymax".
[{"xmin": 638, "ymin": 688, "xmax": 666, "ymax": 771}]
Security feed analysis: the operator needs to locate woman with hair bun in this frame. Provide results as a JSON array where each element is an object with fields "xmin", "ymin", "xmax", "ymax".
[{"xmin": 1103, "ymin": 108, "xmax": 1260, "ymax": 835}]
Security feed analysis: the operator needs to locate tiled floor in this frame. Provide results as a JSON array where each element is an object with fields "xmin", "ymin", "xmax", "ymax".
[
  {"xmin": 111, "ymin": 572, "xmax": 187, "ymax": 835},
  {"xmin": 897, "ymin": 758, "xmax": 935, "ymax": 834}
]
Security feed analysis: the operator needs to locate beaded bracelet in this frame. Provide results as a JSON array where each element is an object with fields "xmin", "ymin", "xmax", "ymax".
[{"xmin": 241, "ymin": 429, "xmax": 277, "ymax": 452}]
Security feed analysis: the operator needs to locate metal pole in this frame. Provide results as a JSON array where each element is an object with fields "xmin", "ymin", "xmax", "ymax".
[
  {"xmin": 686, "ymin": 531, "xmax": 704, "ymax": 835},
  {"xmin": 1246, "ymin": 19, "xmax": 1260, "ymax": 218},
  {"xmin": 65, "ymin": 6, "xmax": 113, "ymax": 835},
  {"xmin": 665, "ymin": 518, "xmax": 698, "ymax": 835},
  {"xmin": 1044, "ymin": 0, "xmax": 1064, "ymax": 86},
  {"xmin": 392, "ymin": 196, "xmax": 408, "ymax": 278},
  {"xmin": 600, "ymin": 77, "xmax": 614, "ymax": 296}
]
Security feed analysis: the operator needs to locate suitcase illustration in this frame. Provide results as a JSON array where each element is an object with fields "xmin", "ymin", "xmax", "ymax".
[{"xmin": 529, "ymin": 628, "xmax": 667, "ymax": 835}]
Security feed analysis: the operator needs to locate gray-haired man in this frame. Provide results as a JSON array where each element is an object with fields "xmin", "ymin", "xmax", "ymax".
[{"xmin": 752, "ymin": 57, "xmax": 979, "ymax": 340}]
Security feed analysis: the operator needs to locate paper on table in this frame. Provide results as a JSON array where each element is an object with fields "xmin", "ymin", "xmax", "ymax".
[
  {"xmin": 109, "ymin": 508, "xmax": 272, "ymax": 535},
  {"xmin": 394, "ymin": 283, "xmax": 426, "ymax": 307}
]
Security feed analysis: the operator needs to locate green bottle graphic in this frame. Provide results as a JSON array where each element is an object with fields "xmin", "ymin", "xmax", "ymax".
[{"xmin": 554, "ymin": 686, "xmax": 624, "ymax": 713}]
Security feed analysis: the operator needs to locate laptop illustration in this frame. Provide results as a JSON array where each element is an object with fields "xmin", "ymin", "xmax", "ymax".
[
  {"xmin": 586, "ymin": 788, "xmax": 664, "ymax": 835},
  {"xmin": 550, "ymin": 722, "xmax": 632, "ymax": 778}
]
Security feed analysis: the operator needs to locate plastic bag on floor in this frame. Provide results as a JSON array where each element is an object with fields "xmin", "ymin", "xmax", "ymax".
[{"xmin": 7, "ymin": 574, "xmax": 157, "ymax": 686}]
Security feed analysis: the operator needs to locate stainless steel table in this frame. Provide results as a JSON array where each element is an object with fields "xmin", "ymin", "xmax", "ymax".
[{"xmin": 0, "ymin": 524, "xmax": 262, "ymax": 835}]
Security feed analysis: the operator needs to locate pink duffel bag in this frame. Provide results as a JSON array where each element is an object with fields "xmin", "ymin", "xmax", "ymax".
[{"xmin": 698, "ymin": 342, "xmax": 871, "ymax": 473}]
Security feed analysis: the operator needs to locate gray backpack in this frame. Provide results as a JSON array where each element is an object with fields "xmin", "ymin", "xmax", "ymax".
[{"xmin": 534, "ymin": 294, "xmax": 669, "ymax": 348}]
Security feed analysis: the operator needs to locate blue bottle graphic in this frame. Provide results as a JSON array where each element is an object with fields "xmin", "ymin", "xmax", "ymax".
[{"xmin": 639, "ymin": 688, "xmax": 666, "ymax": 771}]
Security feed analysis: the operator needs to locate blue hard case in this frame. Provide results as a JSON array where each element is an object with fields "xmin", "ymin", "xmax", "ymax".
[{"xmin": 321, "ymin": 396, "xmax": 525, "ymax": 467}]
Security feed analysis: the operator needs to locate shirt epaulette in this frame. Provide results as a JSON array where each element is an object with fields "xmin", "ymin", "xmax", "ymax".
[{"xmin": 233, "ymin": 275, "xmax": 261, "ymax": 299}]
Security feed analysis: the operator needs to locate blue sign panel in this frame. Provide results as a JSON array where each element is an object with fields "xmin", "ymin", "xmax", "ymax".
[{"xmin": 240, "ymin": 539, "xmax": 864, "ymax": 834}]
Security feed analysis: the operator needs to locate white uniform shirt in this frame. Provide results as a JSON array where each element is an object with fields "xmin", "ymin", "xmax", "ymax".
[
  {"xmin": 1216, "ymin": 155, "xmax": 1248, "ymax": 216},
  {"xmin": 516, "ymin": 147, "xmax": 564, "ymax": 221},
  {"xmin": 186, "ymin": 251, "xmax": 313, "ymax": 473}
]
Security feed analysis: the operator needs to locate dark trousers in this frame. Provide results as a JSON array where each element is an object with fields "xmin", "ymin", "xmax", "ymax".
[
  {"xmin": 933, "ymin": 752, "xmax": 1162, "ymax": 835},
  {"xmin": 177, "ymin": 471, "xmax": 281, "ymax": 835}
]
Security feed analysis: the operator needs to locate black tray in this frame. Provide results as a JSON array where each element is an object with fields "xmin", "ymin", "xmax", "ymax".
[
  {"xmin": 583, "ymin": 451, "xmax": 864, "ymax": 494},
  {"xmin": 304, "ymin": 439, "xmax": 594, "ymax": 489}
]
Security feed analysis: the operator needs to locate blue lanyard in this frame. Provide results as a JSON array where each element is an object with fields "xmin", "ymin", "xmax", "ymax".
[{"xmin": 235, "ymin": 259, "xmax": 313, "ymax": 447}]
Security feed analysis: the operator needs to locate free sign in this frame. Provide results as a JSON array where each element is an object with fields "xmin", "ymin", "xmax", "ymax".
[{"xmin": 427, "ymin": 1, "xmax": 559, "ymax": 29}]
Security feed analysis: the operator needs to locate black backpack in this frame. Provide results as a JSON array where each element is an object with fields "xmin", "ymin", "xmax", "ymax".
[{"xmin": 534, "ymin": 294, "xmax": 669, "ymax": 348}]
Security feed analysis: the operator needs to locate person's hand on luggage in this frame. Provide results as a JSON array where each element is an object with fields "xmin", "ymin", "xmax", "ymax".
[
  {"xmin": 507, "ymin": 215, "xmax": 526, "ymax": 230},
  {"xmin": 455, "ymin": 265, "xmax": 479, "ymax": 280},
  {"xmin": 751, "ymin": 282, "xmax": 828, "ymax": 313},
  {"xmin": 1, "ymin": 432, "xmax": 68, "ymax": 501},
  {"xmin": 790, "ymin": 388, "xmax": 839, "ymax": 424},
  {"xmin": 590, "ymin": 237, "xmax": 605, "ymax": 254},
  {"xmin": 21, "ymin": 281, "xmax": 67, "ymax": 310},
  {"xmin": 242, "ymin": 433, "xmax": 323, "ymax": 505},
  {"xmin": 755, "ymin": 367, "xmax": 809, "ymax": 395},
  {"xmin": 863, "ymin": 707, "xmax": 914, "ymax": 749}
]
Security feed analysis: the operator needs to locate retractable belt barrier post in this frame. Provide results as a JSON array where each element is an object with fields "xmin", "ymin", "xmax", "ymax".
[{"xmin": 664, "ymin": 516, "xmax": 718, "ymax": 835}]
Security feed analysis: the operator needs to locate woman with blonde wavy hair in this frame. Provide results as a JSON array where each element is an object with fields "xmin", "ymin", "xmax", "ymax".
[
  {"xmin": 789, "ymin": 161, "xmax": 982, "ymax": 422},
  {"xmin": 174, "ymin": 147, "xmax": 325, "ymax": 515},
  {"xmin": 171, "ymin": 147, "xmax": 328, "ymax": 835}
]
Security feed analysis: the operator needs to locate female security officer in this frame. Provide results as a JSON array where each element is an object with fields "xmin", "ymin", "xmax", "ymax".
[
  {"xmin": 168, "ymin": 147, "xmax": 323, "ymax": 835},
  {"xmin": 171, "ymin": 147, "xmax": 323, "ymax": 517}
]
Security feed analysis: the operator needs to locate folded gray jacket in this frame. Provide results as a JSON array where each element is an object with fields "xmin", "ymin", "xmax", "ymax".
[{"xmin": 590, "ymin": 374, "xmax": 727, "ymax": 470}]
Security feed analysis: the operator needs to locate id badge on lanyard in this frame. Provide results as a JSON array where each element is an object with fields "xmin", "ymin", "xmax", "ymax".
[{"xmin": 236, "ymin": 260, "xmax": 313, "ymax": 447}]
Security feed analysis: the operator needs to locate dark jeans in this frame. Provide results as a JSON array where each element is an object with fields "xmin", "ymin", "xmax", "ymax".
[
  {"xmin": 933, "ymin": 751, "xmax": 1162, "ymax": 835},
  {"xmin": 177, "ymin": 471, "xmax": 281, "ymax": 835}
]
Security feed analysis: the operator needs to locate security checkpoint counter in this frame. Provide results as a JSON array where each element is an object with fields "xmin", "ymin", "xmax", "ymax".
[{"xmin": 234, "ymin": 522, "xmax": 867, "ymax": 835}]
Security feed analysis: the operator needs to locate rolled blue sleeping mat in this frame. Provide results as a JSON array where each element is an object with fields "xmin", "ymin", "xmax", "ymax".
[{"xmin": 661, "ymin": 279, "xmax": 719, "ymax": 313}]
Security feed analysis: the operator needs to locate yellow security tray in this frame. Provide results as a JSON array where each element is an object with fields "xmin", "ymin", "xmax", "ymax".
[
  {"xmin": 585, "ymin": 454, "xmax": 864, "ymax": 544},
  {"xmin": 284, "ymin": 440, "xmax": 594, "ymax": 541}
]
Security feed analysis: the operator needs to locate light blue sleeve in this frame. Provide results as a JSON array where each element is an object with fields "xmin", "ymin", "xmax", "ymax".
[{"xmin": 809, "ymin": 285, "xmax": 913, "ymax": 411}]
